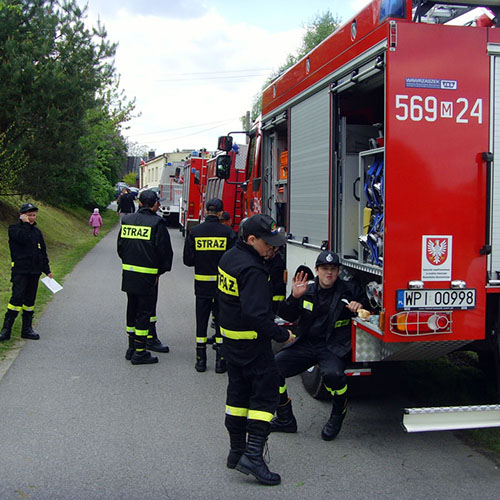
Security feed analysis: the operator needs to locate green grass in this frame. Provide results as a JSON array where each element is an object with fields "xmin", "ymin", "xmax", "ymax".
[{"xmin": 0, "ymin": 195, "xmax": 118, "ymax": 358}]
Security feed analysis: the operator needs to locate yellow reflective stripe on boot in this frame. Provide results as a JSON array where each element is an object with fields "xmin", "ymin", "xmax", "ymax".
[
  {"xmin": 195, "ymin": 274, "xmax": 217, "ymax": 282},
  {"xmin": 22, "ymin": 305, "xmax": 34, "ymax": 312},
  {"xmin": 248, "ymin": 410, "xmax": 274, "ymax": 422},
  {"xmin": 324, "ymin": 383, "xmax": 348, "ymax": 397},
  {"xmin": 135, "ymin": 328, "xmax": 149, "ymax": 338},
  {"xmin": 225, "ymin": 405, "xmax": 248, "ymax": 417},
  {"xmin": 220, "ymin": 327, "xmax": 257, "ymax": 340},
  {"xmin": 7, "ymin": 303, "xmax": 21, "ymax": 312},
  {"xmin": 122, "ymin": 263, "xmax": 158, "ymax": 274}
]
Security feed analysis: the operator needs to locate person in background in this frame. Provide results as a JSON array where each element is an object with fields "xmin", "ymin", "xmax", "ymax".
[
  {"xmin": 117, "ymin": 190, "xmax": 173, "ymax": 365},
  {"xmin": 89, "ymin": 208, "xmax": 103, "ymax": 237},
  {"xmin": 183, "ymin": 198, "xmax": 236, "ymax": 373},
  {"xmin": 117, "ymin": 187, "xmax": 135, "ymax": 220},
  {"xmin": 220, "ymin": 211, "xmax": 232, "ymax": 228},
  {"xmin": 0, "ymin": 203, "xmax": 53, "ymax": 342}
]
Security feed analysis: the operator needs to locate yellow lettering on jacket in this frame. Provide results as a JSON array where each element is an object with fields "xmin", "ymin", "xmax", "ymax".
[
  {"xmin": 121, "ymin": 225, "xmax": 152, "ymax": 240},
  {"xmin": 195, "ymin": 237, "xmax": 227, "ymax": 250},
  {"xmin": 218, "ymin": 267, "xmax": 238, "ymax": 296}
]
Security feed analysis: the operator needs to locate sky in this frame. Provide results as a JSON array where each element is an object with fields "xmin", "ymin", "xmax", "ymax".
[{"xmin": 76, "ymin": 0, "xmax": 372, "ymax": 156}]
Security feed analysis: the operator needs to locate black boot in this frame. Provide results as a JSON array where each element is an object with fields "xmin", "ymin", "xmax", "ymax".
[
  {"xmin": 131, "ymin": 339, "xmax": 158, "ymax": 365},
  {"xmin": 21, "ymin": 311, "xmax": 39, "ymax": 340},
  {"xmin": 125, "ymin": 335, "xmax": 134, "ymax": 360},
  {"xmin": 146, "ymin": 324, "xmax": 169, "ymax": 353},
  {"xmin": 195, "ymin": 345, "xmax": 207, "ymax": 372},
  {"xmin": 0, "ymin": 312, "xmax": 17, "ymax": 341},
  {"xmin": 131, "ymin": 350, "xmax": 158, "ymax": 365},
  {"xmin": 321, "ymin": 391, "xmax": 347, "ymax": 441},
  {"xmin": 270, "ymin": 399, "xmax": 297, "ymax": 433},
  {"xmin": 215, "ymin": 346, "xmax": 227, "ymax": 374},
  {"xmin": 236, "ymin": 434, "xmax": 281, "ymax": 486},
  {"xmin": 227, "ymin": 432, "xmax": 246, "ymax": 469}
]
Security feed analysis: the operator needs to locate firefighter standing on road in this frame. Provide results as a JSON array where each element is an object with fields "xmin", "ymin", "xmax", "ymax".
[
  {"xmin": 271, "ymin": 250, "xmax": 368, "ymax": 440},
  {"xmin": 183, "ymin": 198, "xmax": 236, "ymax": 373},
  {"xmin": 0, "ymin": 203, "xmax": 53, "ymax": 342},
  {"xmin": 219, "ymin": 214, "xmax": 294, "ymax": 486},
  {"xmin": 117, "ymin": 190, "xmax": 173, "ymax": 365}
]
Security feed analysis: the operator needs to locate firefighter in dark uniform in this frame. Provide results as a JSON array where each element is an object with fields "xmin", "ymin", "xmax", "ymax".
[
  {"xmin": 219, "ymin": 213, "xmax": 294, "ymax": 486},
  {"xmin": 267, "ymin": 250, "xmax": 286, "ymax": 314},
  {"xmin": 117, "ymin": 190, "xmax": 173, "ymax": 365},
  {"xmin": 0, "ymin": 203, "xmax": 53, "ymax": 342},
  {"xmin": 271, "ymin": 250, "xmax": 369, "ymax": 440},
  {"xmin": 183, "ymin": 198, "xmax": 236, "ymax": 373}
]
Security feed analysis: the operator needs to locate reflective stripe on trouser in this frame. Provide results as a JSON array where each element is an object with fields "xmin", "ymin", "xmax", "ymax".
[
  {"xmin": 226, "ymin": 360, "xmax": 280, "ymax": 437},
  {"xmin": 7, "ymin": 303, "xmax": 21, "ymax": 312},
  {"xmin": 278, "ymin": 383, "xmax": 289, "ymax": 405},
  {"xmin": 22, "ymin": 305, "xmax": 34, "ymax": 312},
  {"xmin": 8, "ymin": 274, "xmax": 39, "ymax": 315}
]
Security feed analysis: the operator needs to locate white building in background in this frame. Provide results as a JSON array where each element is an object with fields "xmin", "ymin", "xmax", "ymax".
[{"xmin": 139, "ymin": 150, "xmax": 193, "ymax": 189}]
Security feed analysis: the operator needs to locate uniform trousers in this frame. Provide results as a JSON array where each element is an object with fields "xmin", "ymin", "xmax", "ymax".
[
  {"xmin": 195, "ymin": 295, "xmax": 220, "ymax": 344},
  {"xmin": 225, "ymin": 352, "xmax": 280, "ymax": 437},
  {"xmin": 126, "ymin": 293, "xmax": 155, "ymax": 344},
  {"xmin": 7, "ymin": 274, "xmax": 40, "ymax": 314},
  {"xmin": 275, "ymin": 338, "xmax": 347, "ymax": 403}
]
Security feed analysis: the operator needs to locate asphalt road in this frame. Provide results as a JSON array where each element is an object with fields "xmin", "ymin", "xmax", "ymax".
[{"xmin": 0, "ymin": 225, "xmax": 498, "ymax": 500}]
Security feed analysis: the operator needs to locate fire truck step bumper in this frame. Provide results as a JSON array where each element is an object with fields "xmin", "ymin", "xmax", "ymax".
[{"xmin": 402, "ymin": 405, "xmax": 500, "ymax": 433}]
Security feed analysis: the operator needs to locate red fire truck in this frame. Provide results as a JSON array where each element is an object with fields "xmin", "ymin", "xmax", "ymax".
[
  {"xmin": 216, "ymin": 0, "xmax": 500, "ymax": 430},
  {"xmin": 179, "ymin": 150, "xmax": 210, "ymax": 235},
  {"xmin": 201, "ymin": 145, "xmax": 248, "ymax": 230}
]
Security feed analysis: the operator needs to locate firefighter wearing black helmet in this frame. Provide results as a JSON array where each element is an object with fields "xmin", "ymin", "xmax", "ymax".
[
  {"xmin": 218, "ymin": 213, "xmax": 294, "ymax": 486},
  {"xmin": 0, "ymin": 203, "xmax": 53, "ymax": 342},
  {"xmin": 183, "ymin": 198, "xmax": 237, "ymax": 373},
  {"xmin": 117, "ymin": 189, "xmax": 173, "ymax": 365}
]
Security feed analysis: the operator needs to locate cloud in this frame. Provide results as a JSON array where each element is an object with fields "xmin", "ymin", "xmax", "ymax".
[{"xmin": 83, "ymin": 0, "xmax": 209, "ymax": 19}]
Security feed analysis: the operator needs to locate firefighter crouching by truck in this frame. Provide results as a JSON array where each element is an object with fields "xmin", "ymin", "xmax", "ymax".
[
  {"xmin": 271, "ymin": 250, "xmax": 369, "ymax": 440},
  {"xmin": 218, "ymin": 213, "xmax": 294, "ymax": 486},
  {"xmin": 0, "ymin": 203, "xmax": 53, "ymax": 342},
  {"xmin": 117, "ymin": 190, "xmax": 173, "ymax": 365},
  {"xmin": 183, "ymin": 198, "xmax": 237, "ymax": 373}
]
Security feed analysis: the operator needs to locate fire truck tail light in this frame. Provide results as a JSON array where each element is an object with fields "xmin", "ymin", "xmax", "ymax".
[{"xmin": 390, "ymin": 311, "xmax": 452, "ymax": 336}]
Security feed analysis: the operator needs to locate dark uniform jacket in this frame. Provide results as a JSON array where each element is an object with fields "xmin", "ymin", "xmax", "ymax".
[
  {"xmin": 266, "ymin": 252, "xmax": 286, "ymax": 313},
  {"xmin": 183, "ymin": 215, "xmax": 237, "ymax": 298},
  {"xmin": 218, "ymin": 240, "xmax": 289, "ymax": 366},
  {"xmin": 117, "ymin": 208, "xmax": 173, "ymax": 296},
  {"xmin": 278, "ymin": 277, "xmax": 367, "ymax": 358},
  {"xmin": 117, "ymin": 193, "xmax": 136, "ymax": 214},
  {"xmin": 9, "ymin": 221, "xmax": 51, "ymax": 276}
]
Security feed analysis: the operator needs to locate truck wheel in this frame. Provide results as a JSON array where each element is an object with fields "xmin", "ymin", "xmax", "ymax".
[{"xmin": 301, "ymin": 365, "xmax": 331, "ymax": 400}]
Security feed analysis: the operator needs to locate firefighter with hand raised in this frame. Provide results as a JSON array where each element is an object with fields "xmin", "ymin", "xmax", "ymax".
[
  {"xmin": 0, "ymin": 203, "xmax": 53, "ymax": 342},
  {"xmin": 183, "ymin": 198, "xmax": 236, "ymax": 373},
  {"xmin": 117, "ymin": 190, "xmax": 173, "ymax": 365},
  {"xmin": 218, "ymin": 213, "xmax": 294, "ymax": 486},
  {"xmin": 271, "ymin": 250, "xmax": 369, "ymax": 440}
]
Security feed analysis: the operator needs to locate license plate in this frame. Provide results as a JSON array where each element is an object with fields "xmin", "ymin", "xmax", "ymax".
[{"xmin": 396, "ymin": 289, "xmax": 476, "ymax": 310}]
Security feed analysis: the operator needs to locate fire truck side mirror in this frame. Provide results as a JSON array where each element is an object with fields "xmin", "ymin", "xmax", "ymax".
[
  {"xmin": 216, "ymin": 154, "xmax": 232, "ymax": 179},
  {"xmin": 218, "ymin": 136, "xmax": 233, "ymax": 152}
]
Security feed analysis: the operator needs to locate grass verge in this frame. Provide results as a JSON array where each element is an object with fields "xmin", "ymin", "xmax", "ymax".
[{"xmin": 0, "ymin": 195, "xmax": 119, "ymax": 359}]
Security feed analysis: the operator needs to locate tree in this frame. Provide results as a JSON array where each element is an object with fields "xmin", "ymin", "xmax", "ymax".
[
  {"xmin": 0, "ymin": 0, "xmax": 134, "ymax": 206},
  {"xmin": 248, "ymin": 10, "xmax": 341, "ymax": 121}
]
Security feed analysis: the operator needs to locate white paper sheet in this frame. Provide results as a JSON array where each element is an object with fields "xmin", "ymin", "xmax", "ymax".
[{"xmin": 41, "ymin": 277, "xmax": 63, "ymax": 294}]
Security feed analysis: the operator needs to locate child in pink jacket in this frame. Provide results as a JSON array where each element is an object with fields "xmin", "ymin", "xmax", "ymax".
[{"xmin": 89, "ymin": 208, "xmax": 103, "ymax": 236}]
